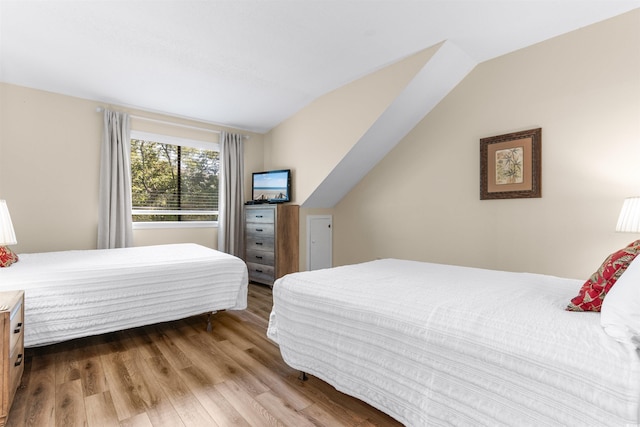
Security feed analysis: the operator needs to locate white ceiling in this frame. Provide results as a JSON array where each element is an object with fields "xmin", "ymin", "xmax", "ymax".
[{"xmin": 1, "ymin": 1, "xmax": 638, "ymax": 133}]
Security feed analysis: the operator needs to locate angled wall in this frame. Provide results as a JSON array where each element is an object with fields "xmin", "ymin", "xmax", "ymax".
[
  {"xmin": 264, "ymin": 43, "xmax": 473, "ymax": 207},
  {"xmin": 304, "ymin": 41, "xmax": 476, "ymax": 208}
]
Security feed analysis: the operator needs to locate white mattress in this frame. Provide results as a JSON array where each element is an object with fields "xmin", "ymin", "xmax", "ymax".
[
  {"xmin": 268, "ymin": 259, "xmax": 640, "ymax": 427},
  {"xmin": 0, "ymin": 243, "xmax": 248, "ymax": 347}
]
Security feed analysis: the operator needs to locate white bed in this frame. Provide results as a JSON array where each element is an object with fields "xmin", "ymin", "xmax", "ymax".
[
  {"xmin": 0, "ymin": 243, "xmax": 248, "ymax": 347},
  {"xmin": 267, "ymin": 259, "xmax": 640, "ymax": 427}
]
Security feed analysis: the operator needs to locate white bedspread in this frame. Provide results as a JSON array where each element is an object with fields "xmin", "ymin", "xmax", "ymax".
[
  {"xmin": 268, "ymin": 259, "xmax": 640, "ymax": 427},
  {"xmin": 0, "ymin": 243, "xmax": 248, "ymax": 347}
]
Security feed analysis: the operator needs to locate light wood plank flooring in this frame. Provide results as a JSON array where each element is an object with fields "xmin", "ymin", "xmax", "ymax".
[{"xmin": 6, "ymin": 283, "xmax": 402, "ymax": 426}]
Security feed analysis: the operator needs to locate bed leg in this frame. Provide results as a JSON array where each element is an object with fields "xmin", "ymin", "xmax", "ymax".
[
  {"xmin": 298, "ymin": 371, "xmax": 308, "ymax": 381},
  {"xmin": 206, "ymin": 311, "xmax": 217, "ymax": 332}
]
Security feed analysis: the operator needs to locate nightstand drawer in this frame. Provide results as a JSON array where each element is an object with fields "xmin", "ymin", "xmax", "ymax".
[
  {"xmin": 9, "ymin": 300, "xmax": 23, "ymax": 352},
  {"xmin": 245, "ymin": 249, "xmax": 275, "ymax": 266},
  {"xmin": 9, "ymin": 341, "xmax": 24, "ymax": 403}
]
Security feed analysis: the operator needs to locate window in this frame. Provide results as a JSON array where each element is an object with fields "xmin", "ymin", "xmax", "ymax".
[{"xmin": 130, "ymin": 131, "xmax": 219, "ymax": 228}]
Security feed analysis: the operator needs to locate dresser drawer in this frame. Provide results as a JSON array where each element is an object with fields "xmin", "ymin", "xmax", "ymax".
[
  {"xmin": 246, "ymin": 234, "xmax": 275, "ymax": 252},
  {"xmin": 245, "ymin": 249, "xmax": 275, "ymax": 266},
  {"xmin": 246, "ymin": 208, "xmax": 275, "ymax": 223},
  {"xmin": 246, "ymin": 262, "xmax": 275, "ymax": 283},
  {"xmin": 244, "ymin": 204, "xmax": 298, "ymax": 286},
  {"xmin": 245, "ymin": 222, "xmax": 274, "ymax": 237}
]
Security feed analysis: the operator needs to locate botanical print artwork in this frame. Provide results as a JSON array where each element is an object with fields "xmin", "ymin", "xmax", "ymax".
[
  {"xmin": 480, "ymin": 128, "xmax": 540, "ymax": 199},
  {"xmin": 495, "ymin": 147, "xmax": 523, "ymax": 184}
]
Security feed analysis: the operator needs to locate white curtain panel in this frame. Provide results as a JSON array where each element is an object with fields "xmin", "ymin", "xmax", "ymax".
[
  {"xmin": 217, "ymin": 131, "xmax": 244, "ymax": 257},
  {"xmin": 98, "ymin": 109, "xmax": 133, "ymax": 249}
]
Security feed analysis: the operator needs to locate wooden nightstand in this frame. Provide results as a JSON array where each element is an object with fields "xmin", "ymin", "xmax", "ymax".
[{"xmin": 0, "ymin": 291, "xmax": 24, "ymax": 427}]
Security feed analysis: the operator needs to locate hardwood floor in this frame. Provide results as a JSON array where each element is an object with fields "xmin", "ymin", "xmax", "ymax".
[{"xmin": 6, "ymin": 283, "xmax": 402, "ymax": 427}]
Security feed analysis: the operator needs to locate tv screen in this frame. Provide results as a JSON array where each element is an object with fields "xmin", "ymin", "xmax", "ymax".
[{"xmin": 252, "ymin": 169, "xmax": 291, "ymax": 203}]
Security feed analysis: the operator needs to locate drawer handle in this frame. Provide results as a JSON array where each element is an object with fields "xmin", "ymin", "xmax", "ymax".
[
  {"xmin": 256, "ymin": 242, "xmax": 263, "ymax": 246},
  {"xmin": 255, "ymin": 269, "xmax": 263, "ymax": 273},
  {"xmin": 256, "ymin": 228, "xmax": 263, "ymax": 232},
  {"xmin": 256, "ymin": 215, "xmax": 263, "ymax": 218},
  {"xmin": 14, "ymin": 322, "xmax": 22, "ymax": 334},
  {"xmin": 255, "ymin": 255, "xmax": 263, "ymax": 259},
  {"xmin": 14, "ymin": 353, "xmax": 23, "ymax": 367}
]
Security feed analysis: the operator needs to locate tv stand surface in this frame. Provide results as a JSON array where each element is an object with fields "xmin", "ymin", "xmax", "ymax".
[{"xmin": 245, "ymin": 200, "xmax": 288, "ymax": 205}]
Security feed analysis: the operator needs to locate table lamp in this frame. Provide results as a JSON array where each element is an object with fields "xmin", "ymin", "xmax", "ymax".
[
  {"xmin": 0, "ymin": 200, "xmax": 18, "ymax": 267},
  {"xmin": 616, "ymin": 197, "xmax": 640, "ymax": 233}
]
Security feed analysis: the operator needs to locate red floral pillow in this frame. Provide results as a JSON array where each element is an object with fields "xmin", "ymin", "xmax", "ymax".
[
  {"xmin": 0, "ymin": 246, "xmax": 18, "ymax": 267},
  {"xmin": 567, "ymin": 240, "xmax": 640, "ymax": 312}
]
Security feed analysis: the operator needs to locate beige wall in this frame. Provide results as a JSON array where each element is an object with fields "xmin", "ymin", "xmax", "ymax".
[
  {"xmin": 333, "ymin": 10, "xmax": 640, "ymax": 279},
  {"xmin": 0, "ymin": 83, "xmax": 264, "ymax": 253}
]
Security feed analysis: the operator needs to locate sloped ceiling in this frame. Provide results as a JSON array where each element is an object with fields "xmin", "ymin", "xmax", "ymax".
[{"xmin": 1, "ymin": 1, "xmax": 638, "ymax": 133}]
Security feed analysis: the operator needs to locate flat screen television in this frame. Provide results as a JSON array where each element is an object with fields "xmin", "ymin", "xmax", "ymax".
[{"xmin": 251, "ymin": 169, "xmax": 291, "ymax": 203}]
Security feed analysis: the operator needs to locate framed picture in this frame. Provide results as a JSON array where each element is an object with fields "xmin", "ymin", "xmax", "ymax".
[{"xmin": 480, "ymin": 128, "xmax": 541, "ymax": 200}]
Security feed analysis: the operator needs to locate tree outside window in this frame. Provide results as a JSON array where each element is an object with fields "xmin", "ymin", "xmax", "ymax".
[{"xmin": 130, "ymin": 139, "xmax": 219, "ymax": 223}]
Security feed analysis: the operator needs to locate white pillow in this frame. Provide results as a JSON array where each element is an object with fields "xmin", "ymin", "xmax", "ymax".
[{"xmin": 601, "ymin": 254, "xmax": 640, "ymax": 346}]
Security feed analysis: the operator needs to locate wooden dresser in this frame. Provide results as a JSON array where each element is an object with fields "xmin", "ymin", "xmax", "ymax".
[
  {"xmin": 0, "ymin": 291, "xmax": 24, "ymax": 427},
  {"xmin": 244, "ymin": 204, "xmax": 299, "ymax": 286}
]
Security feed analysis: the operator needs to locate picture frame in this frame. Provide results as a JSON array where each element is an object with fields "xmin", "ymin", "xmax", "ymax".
[{"xmin": 480, "ymin": 128, "xmax": 541, "ymax": 200}]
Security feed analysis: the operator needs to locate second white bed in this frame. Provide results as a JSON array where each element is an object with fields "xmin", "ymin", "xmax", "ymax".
[{"xmin": 268, "ymin": 258, "xmax": 640, "ymax": 427}]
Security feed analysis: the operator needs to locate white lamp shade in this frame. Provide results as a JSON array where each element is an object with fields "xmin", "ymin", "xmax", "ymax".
[
  {"xmin": 616, "ymin": 197, "xmax": 640, "ymax": 233},
  {"xmin": 0, "ymin": 200, "xmax": 17, "ymax": 246}
]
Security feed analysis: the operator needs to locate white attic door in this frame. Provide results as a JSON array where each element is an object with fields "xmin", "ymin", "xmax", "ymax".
[{"xmin": 307, "ymin": 215, "xmax": 332, "ymax": 271}]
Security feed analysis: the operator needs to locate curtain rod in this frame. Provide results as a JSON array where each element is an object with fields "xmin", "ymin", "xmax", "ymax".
[{"xmin": 96, "ymin": 107, "xmax": 235, "ymax": 136}]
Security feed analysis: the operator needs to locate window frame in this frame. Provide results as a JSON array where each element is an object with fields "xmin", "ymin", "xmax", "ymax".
[{"xmin": 129, "ymin": 130, "xmax": 220, "ymax": 230}]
